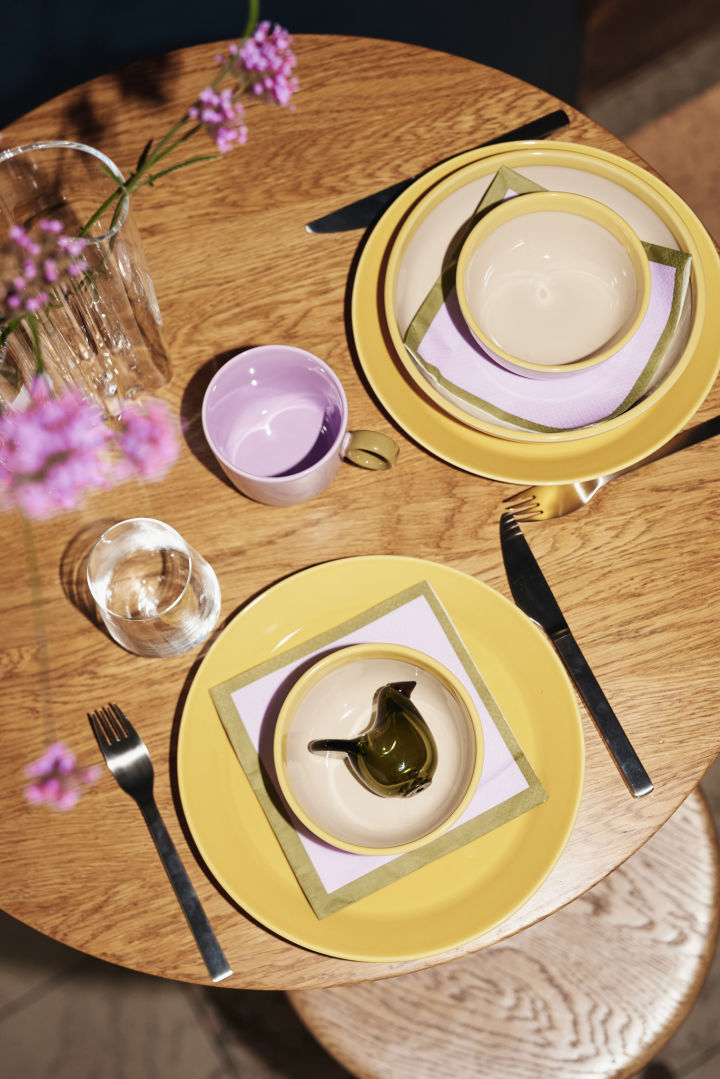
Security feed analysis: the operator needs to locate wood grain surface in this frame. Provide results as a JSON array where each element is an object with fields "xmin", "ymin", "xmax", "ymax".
[
  {"xmin": 288, "ymin": 790, "xmax": 720, "ymax": 1078},
  {"xmin": 1, "ymin": 35, "xmax": 719, "ymax": 990}
]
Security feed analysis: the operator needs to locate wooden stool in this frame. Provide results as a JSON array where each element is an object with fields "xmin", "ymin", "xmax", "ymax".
[{"xmin": 288, "ymin": 789, "xmax": 720, "ymax": 1079}]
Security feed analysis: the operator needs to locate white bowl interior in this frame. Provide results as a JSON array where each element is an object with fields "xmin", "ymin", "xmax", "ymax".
[
  {"xmin": 462, "ymin": 209, "xmax": 641, "ymax": 367},
  {"xmin": 282, "ymin": 655, "xmax": 479, "ymax": 850},
  {"xmin": 389, "ymin": 156, "xmax": 695, "ymax": 441}
]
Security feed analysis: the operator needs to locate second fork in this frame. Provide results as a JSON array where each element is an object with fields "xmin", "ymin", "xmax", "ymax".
[{"xmin": 505, "ymin": 413, "xmax": 720, "ymax": 521}]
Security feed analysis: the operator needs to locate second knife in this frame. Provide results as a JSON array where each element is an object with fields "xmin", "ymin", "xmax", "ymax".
[
  {"xmin": 499, "ymin": 511, "xmax": 653, "ymax": 798},
  {"xmin": 306, "ymin": 108, "xmax": 570, "ymax": 233}
]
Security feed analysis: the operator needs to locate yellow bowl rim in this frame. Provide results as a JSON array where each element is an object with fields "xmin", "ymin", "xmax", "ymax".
[
  {"xmin": 454, "ymin": 189, "xmax": 652, "ymax": 377},
  {"xmin": 272, "ymin": 642, "xmax": 485, "ymax": 856}
]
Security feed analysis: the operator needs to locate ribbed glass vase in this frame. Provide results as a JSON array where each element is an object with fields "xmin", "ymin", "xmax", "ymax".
[{"xmin": 0, "ymin": 140, "xmax": 171, "ymax": 416}]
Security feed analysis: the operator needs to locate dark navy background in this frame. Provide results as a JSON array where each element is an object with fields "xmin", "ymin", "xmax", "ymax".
[{"xmin": 2, "ymin": 0, "xmax": 584, "ymax": 129}]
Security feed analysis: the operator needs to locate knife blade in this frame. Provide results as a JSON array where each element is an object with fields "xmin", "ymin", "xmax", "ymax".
[
  {"xmin": 499, "ymin": 512, "xmax": 653, "ymax": 798},
  {"xmin": 306, "ymin": 108, "xmax": 571, "ymax": 233}
]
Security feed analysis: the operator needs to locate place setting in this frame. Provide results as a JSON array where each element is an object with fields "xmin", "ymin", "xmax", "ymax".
[
  {"xmin": 350, "ymin": 137, "xmax": 720, "ymax": 485},
  {"xmin": 77, "ymin": 338, "xmax": 585, "ymax": 963},
  {"xmin": 175, "ymin": 554, "xmax": 584, "ymax": 963}
]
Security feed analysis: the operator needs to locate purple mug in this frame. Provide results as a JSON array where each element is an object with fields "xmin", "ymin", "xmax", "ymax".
[{"xmin": 201, "ymin": 345, "xmax": 398, "ymax": 506}]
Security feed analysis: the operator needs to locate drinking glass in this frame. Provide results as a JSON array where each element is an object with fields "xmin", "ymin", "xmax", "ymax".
[{"xmin": 86, "ymin": 518, "xmax": 221, "ymax": 657}]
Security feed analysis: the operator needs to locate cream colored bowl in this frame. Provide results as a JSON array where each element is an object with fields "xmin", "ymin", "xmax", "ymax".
[
  {"xmin": 455, "ymin": 191, "xmax": 651, "ymax": 379},
  {"xmin": 273, "ymin": 643, "xmax": 484, "ymax": 856}
]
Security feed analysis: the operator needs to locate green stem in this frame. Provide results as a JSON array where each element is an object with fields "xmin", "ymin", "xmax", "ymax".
[
  {"xmin": 79, "ymin": 187, "xmax": 125, "ymax": 237},
  {"xmin": 243, "ymin": 0, "xmax": 260, "ymax": 37},
  {"xmin": 0, "ymin": 315, "xmax": 24, "ymax": 349},
  {"xmin": 138, "ymin": 116, "xmax": 192, "ymax": 171},
  {"xmin": 22, "ymin": 517, "xmax": 56, "ymax": 743},
  {"xmin": 27, "ymin": 315, "xmax": 43, "ymax": 373},
  {"xmin": 138, "ymin": 154, "xmax": 222, "ymax": 186}
]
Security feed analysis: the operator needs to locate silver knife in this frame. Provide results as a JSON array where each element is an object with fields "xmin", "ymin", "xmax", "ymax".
[
  {"xmin": 499, "ymin": 512, "xmax": 653, "ymax": 798},
  {"xmin": 306, "ymin": 109, "xmax": 571, "ymax": 233}
]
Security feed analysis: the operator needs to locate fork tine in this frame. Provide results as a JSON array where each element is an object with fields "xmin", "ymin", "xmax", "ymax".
[
  {"xmin": 88, "ymin": 705, "xmax": 125, "ymax": 747},
  {"xmin": 107, "ymin": 701, "xmax": 131, "ymax": 738},
  {"xmin": 507, "ymin": 502, "xmax": 542, "ymax": 519},
  {"xmin": 506, "ymin": 502, "xmax": 544, "ymax": 522},
  {"xmin": 512, "ymin": 510, "xmax": 544, "ymax": 523},
  {"xmin": 88, "ymin": 710, "xmax": 110, "ymax": 750},
  {"xmin": 502, "ymin": 488, "xmax": 533, "ymax": 505},
  {"xmin": 96, "ymin": 704, "xmax": 122, "ymax": 742},
  {"xmin": 503, "ymin": 491, "xmax": 539, "ymax": 511},
  {"xmin": 501, "ymin": 491, "xmax": 546, "ymax": 522}
]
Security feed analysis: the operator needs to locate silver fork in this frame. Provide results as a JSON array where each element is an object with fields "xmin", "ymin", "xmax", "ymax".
[
  {"xmin": 88, "ymin": 703, "xmax": 232, "ymax": 983},
  {"xmin": 504, "ymin": 413, "xmax": 720, "ymax": 521}
]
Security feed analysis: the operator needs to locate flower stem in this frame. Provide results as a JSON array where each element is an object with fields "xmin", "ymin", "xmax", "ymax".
[
  {"xmin": 22, "ymin": 517, "xmax": 56, "ymax": 742},
  {"xmin": 139, "ymin": 154, "xmax": 222, "ymax": 186},
  {"xmin": 79, "ymin": 187, "xmax": 125, "ymax": 237},
  {"xmin": 27, "ymin": 314, "xmax": 43, "ymax": 372},
  {"xmin": 243, "ymin": 0, "xmax": 259, "ymax": 38}
]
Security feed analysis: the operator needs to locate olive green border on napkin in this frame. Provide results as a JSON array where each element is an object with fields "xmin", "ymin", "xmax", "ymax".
[
  {"xmin": 209, "ymin": 580, "xmax": 547, "ymax": 919},
  {"xmin": 404, "ymin": 166, "xmax": 692, "ymax": 435}
]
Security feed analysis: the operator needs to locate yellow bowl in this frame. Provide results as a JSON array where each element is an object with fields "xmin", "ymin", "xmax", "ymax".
[
  {"xmin": 273, "ymin": 643, "xmax": 484, "ymax": 856},
  {"xmin": 455, "ymin": 190, "xmax": 652, "ymax": 379}
]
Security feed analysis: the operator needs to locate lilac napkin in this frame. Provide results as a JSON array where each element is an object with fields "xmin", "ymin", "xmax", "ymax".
[
  {"xmin": 404, "ymin": 168, "xmax": 692, "ymax": 433},
  {"xmin": 210, "ymin": 581, "xmax": 547, "ymax": 918}
]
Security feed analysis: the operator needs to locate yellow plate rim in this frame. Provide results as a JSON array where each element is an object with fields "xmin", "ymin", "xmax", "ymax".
[{"xmin": 177, "ymin": 556, "xmax": 584, "ymax": 963}]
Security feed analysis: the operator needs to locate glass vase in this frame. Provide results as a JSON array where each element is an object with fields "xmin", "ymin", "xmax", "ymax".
[{"xmin": 0, "ymin": 140, "xmax": 171, "ymax": 416}]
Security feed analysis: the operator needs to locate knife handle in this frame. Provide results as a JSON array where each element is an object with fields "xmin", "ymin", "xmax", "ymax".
[{"xmin": 552, "ymin": 630, "xmax": 654, "ymax": 798}]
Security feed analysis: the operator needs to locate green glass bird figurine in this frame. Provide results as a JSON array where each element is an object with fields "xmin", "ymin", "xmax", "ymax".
[{"xmin": 308, "ymin": 680, "xmax": 438, "ymax": 797}]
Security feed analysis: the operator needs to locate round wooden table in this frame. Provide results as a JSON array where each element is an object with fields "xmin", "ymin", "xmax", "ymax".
[{"xmin": 2, "ymin": 35, "xmax": 719, "ymax": 989}]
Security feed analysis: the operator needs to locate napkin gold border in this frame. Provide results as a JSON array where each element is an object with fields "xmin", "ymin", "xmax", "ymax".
[
  {"xmin": 404, "ymin": 166, "xmax": 692, "ymax": 435},
  {"xmin": 210, "ymin": 580, "xmax": 547, "ymax": 919}
]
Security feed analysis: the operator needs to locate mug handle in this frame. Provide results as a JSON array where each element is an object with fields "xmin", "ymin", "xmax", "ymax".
[{"xmin": 343, "ymin": 430, "xmax": 399, "ymax": 470}]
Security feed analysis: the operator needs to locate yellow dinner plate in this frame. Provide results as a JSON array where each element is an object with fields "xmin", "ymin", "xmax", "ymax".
[
  {"xmin": 351, "ymin": 141, "xmax": 720, "ymax": 483},
  {"xmin": 177, "ymin": 556, "xmax": 584, "ymax": 962}
]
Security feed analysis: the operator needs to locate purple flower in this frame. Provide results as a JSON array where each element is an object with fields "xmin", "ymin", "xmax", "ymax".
[
  {"xmin": 238, "ymin": 21, "xmax": 299, "ymax": 107},
  {"xmin": 113, "ymin": 397, "xmax": 180, "ymax": 480},
  {"xmin": 188, "ymin": 86, "xmax": 248, "ymax": 153},
  {"xmin": 0, "ymin": 378, "xmax": 180, "ymax": 519},
  {"xmin": 0, "ymin": 377, "xmax": 113, "ymax": 519},
  {"xmin": 208, "ymin": 21, "xmax": 298, "ymax": 145},
  {"xmin": 1, "ymin": 221, "xmax": 87, "ymax": 323},
  {"xmin": 24, "ymin": 741, "xmax": 101, "ymax": 811}
]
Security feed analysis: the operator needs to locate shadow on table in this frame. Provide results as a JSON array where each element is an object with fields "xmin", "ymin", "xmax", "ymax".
[
  {"xmin": 58, "ymin": 516, "xmax": 122, "ymax": 628},
  {"xmin": 179, "ymin": 344, "xmax": 261, "ymax": 493}
]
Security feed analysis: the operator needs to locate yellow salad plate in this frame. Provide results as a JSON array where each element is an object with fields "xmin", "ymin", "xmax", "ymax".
[
  {"xmin": 352, "ymin": 141, "xmax": 720, "ymax": 483},
  {"xmin": 177, "ymin": 556, "xmax": 584, "ymax": 963}
]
